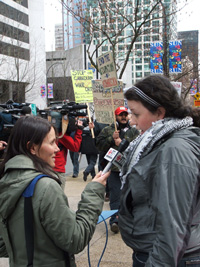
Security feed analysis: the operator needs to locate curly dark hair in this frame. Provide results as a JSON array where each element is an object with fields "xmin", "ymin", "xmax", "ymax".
[{"xmin": 125, "ymin": 75, "xmax": 200, "ymax": 127}]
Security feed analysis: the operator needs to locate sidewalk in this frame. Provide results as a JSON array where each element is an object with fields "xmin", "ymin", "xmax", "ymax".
[
  {"xmin": 65, "ymin": 170, "xmax": 133, "ymax": 267},
  {"xmin": 0, "ymin": 169, "xmax": 133, "ymax": 267}
]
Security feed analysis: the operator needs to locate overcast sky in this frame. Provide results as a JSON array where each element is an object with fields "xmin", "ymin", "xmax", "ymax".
[{"xmin": 44, "ymin": 0, "xmax": 200, "ymax": 51}]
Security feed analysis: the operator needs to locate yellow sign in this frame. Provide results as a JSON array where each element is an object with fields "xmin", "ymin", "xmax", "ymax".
[
  {"xmin": 71, "ymin": 70, "xmax": 94, "ymax": 103},
  {"xmin": 194, "ymin": 92, "xmax": 200, "ymax": 100}
]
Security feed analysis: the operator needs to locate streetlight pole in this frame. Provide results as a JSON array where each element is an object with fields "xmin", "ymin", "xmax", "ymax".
[
  {"xmin": 159, "ymin": 0, "xmax": 169, "ymax": 77},
  {"xmin": 46, "ymin": 62, "xmax": 63, "ymax": 106}
]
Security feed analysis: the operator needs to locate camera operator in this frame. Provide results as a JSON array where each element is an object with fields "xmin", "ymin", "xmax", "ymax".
[{"xmin": 54, "ymin": 119, "xmax": 83, "ymax": 190}]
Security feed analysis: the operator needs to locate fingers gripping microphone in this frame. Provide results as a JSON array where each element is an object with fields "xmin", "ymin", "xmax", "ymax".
[{"xmin": 101, "ymin": 139, "xmax": 130, "ymax": 175}]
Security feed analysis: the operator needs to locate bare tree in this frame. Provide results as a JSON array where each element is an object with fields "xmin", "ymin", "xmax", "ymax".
[
  {"xmin": 61, "ymin": 0, "xmax": 187, "ymax": 79},
  {"xmin": 172, "ymin": 56, "xmax": 200, "ymax": 102}
]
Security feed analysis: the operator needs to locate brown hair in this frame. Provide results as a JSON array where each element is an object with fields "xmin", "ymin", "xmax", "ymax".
[
  {"xmin": 0, "ymin": 116, "xmax": 59, "ymax": 181},
  {"xmin": 125, "ymin": 75, "xmax": 200, "ymax": 127}
]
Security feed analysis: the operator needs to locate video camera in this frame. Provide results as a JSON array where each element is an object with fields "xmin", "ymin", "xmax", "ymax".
[
  {"xmin": 40, "ymin": 101, "xmax": 88, "ymax": 135},
  {"xmin": 0, "ymin": 100, "xmax": 31, "ymax": 142}
]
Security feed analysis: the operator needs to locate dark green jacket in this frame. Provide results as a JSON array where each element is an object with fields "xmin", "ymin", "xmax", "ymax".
[
  {"xmin": 96, "ymin": 123, "xmax": 139, "ymax": 172},
  {"xmin": 0, "ymin": 155, "xmax": 105, "ymax": 267}
]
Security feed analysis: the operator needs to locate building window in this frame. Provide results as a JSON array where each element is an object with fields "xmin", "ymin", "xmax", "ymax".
[
  {"xmin": 136, "ymin": 72, "xmax": 142, "ymax": 78},
  {"xmin": 152, "ymin": 35, "xmax": 159, "ymax": 41},
  {"xmin": 152, "ymin": 13, "xmax": 160, "ymax": 19},
  {"xmin": 136, "ymin": 50, "xmax": 142, "ymax": 56},
  {"xmin": 136, "ymin": 65, "xmax": 142, "ymax": 71},
  {"xmin": 102, "ymin": 46, "xmax": 108, "ymax": 51},
  {"xmin": 152, "ymin": 20, "xmax": 159, "ymax": 27},
  {"xmin": 144, "ymin": 50, "xmax": 150, "ymax": 56},
  {"xmin": 153, "ymin": 28, "xmax": 160, "ymax": 34},
  {"xmin": 135, "ymin": 58, "xmax": 142, "ymax": 64},
  {"xmin": 144, "ymin": 65, "xmax": 150, "ymax": 71},
  {"xmin": 127, "ymin": 30, "xmax": 133, "ymax": 36},
  {"xmin": 13, "ymin": 0, "xmax": 28, "ymax": 8},
  {"xmin": 118, "ymin": 45, "xmax": 124, "ymax": 51},
  {"xmin": 135, "ymin": 44, "xmax": 142, "ymax": 50},
  {"xmin": 144, "ymin": 36, "xmax": 150, "ymax": 42},
  {"xmin": 0, "ymin": 22, "xmax": 29, "ymax": 43},
  {"xmin": 144, "ymin": 43, "xmax": 149, "ymax": 49},
  {"xmin": 0, "ymin": 2, "xmax": 29, "ymax": 26},
  {"xmin": 0, "ymin": 41, "xmax": 30, "ymax": 60},
  {"xmin": 136, "ymin": 37, "xmax": 142, "ymax": 42}
]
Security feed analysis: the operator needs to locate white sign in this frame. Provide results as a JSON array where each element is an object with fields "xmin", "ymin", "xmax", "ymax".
[{"xmin": 97, "ymin": 52, "xmax": 118, "ymax": 89}]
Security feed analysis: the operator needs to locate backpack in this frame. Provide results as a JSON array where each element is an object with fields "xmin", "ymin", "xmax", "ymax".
[{"xmin": 22, "ymin": 174, "xmax": 70, "ymax": 267}]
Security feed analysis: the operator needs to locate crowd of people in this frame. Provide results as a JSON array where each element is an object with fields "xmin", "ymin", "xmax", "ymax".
[{"xmin": 0, "ymin": 74, "xmax": 200, "ymax": 267}]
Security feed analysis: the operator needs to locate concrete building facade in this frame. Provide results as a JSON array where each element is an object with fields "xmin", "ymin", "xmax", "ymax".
[
  {"xmin": 62, "ymin": 0, "xmax": 86, "ymax": 50},
  {"xmin": 46, "ymin": 44, "xmax": 97, "ymax": 102},
  {"xmin": 0, "ymin": 0, "xmax": 46, "ymax": 109},
  {"xmin": 178, "ymin": 30, "xmax": 199, "ymax": 79},
  {"xmin": 55, "ymin": 23, "xmax": 64, "ymax": 51}
]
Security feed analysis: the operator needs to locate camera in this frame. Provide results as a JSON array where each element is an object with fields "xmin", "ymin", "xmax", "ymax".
[
  {"xmin": 46, "ymin": 101, "xmax": 88, "ymax": 134},
  {"xmin": 0, "ymin": 100, "xmax": 31, "ymax": 142}
]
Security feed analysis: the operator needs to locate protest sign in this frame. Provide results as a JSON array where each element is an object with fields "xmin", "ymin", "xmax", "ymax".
[
  {"xmin": 171, "ymin": 81, "xmax": 182, "ymax": 96},
  {"xmin": 71, "ymin": 70, "xmax": 94, "ymax": 103},
  {"xmin": 97, "ymin": 52, "xmax": 118, "ymax": 89},
  {"xmin": 92, "ymin": 80, "xmax": 124, "ymax": 124}
]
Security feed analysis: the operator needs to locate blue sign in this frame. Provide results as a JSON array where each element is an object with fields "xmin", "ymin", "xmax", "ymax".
[
  {"xmin": 150, "ymin": 42, "xmax": 163, "ymax": 74},
  {"xmin": 169, "ymin": 40, "xmax": 182, "ymax": 73}
]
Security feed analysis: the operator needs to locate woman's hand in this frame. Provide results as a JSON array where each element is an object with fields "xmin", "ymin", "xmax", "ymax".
[{"xmin": 92, "ymin": 171, "xmax": 110, "ymax": 186}]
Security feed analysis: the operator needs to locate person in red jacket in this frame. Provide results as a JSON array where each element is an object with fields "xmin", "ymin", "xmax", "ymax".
[{"xmin": 54, "ymin": 119, "xmax": 83, "ymax": 189}]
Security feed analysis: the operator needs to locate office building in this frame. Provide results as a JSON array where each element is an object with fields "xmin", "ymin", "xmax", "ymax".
[
  {"xmin": 62, "ymin": 0, "xmax": 86, "ymax": 50},
  {"xmin": 62, "ymin": 0, "xmax": 177, "ymax": 87},
  {"xmin": 89, "ymin": 0, "xmax": 177, "ymax": 86},
  {"xmin": 0, "ymin": 0, "xmax": 46, "ymax": 108},
  {"xmin": 178, "ymin": 30, "xmax": 199, "ymax": 78},
  {"xmin": 55, "ymin": 23, "xmax": 64, "ymax": 50}
]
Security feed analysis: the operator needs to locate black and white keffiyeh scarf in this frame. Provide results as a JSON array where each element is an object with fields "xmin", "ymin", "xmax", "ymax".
[{"xmin": 120, "ymin": 117, "xmax": 193, "ymax": 188}]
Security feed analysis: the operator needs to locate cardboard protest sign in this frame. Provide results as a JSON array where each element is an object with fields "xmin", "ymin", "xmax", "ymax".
[
  {"xmin": 71, "ymin": 70, "xmax": 94, "ymax": 103},
  {"xmin": 97, "ymin": 52, "xmax": 118, "ymax": 89},
  {"xmin": 92, "ymin": 80, "xmax": 124, "ymax": 124}
]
